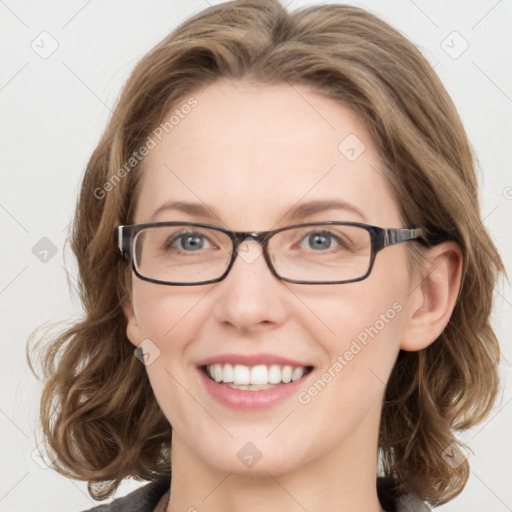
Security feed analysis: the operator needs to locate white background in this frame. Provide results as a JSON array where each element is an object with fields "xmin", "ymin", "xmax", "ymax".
[{"xmin": 1, "ymin": 1, "xmax": 511, "ymax": 511}]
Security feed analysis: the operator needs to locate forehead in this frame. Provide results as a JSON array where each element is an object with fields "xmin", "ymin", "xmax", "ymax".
[{"xmin": 134, "ymin": 79, "xmax": 401, "ymax": 228}]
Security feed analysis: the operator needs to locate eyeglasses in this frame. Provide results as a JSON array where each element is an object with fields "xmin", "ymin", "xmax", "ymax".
[{"xmin": 116, "ymin": 221, "xmax": 425, "ymax": 285}]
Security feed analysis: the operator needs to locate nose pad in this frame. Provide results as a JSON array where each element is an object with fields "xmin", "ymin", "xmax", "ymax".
[{"xmin": 235, "ymin": 237, "xmax": 264, "ymax": 265}]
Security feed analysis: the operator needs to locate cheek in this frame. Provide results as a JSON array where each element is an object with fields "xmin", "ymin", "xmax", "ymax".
[
  {"xmin": 131, "ymin": 282, "xmax": 210, "ymax": 422},
  {"xmin": 299, "ymin": 248, "xmax": 411, "ymax": 384},
  {"xmin": 291, "ymin": 274, "xmax": 408, "ymax": 440},
  {"xmin": 132, "ymin": 281, "xmax": 208, "ymax": 341},
  {"xmin": 130, "ymin": 282, "xmax": 205, "ymax": 393},
  {"xmin": 301, "ymin": 276, "xmax": 407, "ymax": 351}
]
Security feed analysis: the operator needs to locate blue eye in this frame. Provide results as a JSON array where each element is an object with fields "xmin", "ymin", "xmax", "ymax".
[
  {"xmin": 301, "ymin": 231, "xmax": 340, "ymax": 250},
  {"xmin": 169, "ymin": 232, "xmax": 212, "ymax": 252}
]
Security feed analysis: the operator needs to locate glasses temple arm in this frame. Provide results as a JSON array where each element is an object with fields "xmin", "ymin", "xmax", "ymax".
[
  {"xmin": 384, "ymin": 227, "xmax": 425, "ymax": 247},
  {"xmin": 117, "ymin": 226, "xmax": 132, "ymax": 258}
]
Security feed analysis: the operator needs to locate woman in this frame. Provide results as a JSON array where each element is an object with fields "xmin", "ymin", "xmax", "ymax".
[{"xmin": 29, "ymin": 1, "xmax": 504, "ymax": 511}]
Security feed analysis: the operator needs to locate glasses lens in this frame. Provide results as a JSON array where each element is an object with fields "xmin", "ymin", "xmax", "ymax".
[
  {"xmin": 133, "ymin": 225, "xmax": 233, "ymax": 283},
  {"xmin": 269, "ymin": 224, "xmax": 372, "ymax": 282}
]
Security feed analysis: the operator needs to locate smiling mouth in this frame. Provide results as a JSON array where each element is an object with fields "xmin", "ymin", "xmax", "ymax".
[{"xmin": 201, "ymin": 363, "xmax": 314, "ymax": 390}]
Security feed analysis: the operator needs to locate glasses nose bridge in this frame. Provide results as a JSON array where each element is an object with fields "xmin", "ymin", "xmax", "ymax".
[
  {"xmin": 231, "ymin": 229, "xmax": 270, "ymax": 250},
  {"xmin": 228, "ymin": 229, "xmax": 275, "ymax": 274}
]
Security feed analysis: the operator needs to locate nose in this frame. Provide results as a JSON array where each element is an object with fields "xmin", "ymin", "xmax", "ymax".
[{"xmin": 212, "ymin": 238, "xmax": 288, "ymax": 334}]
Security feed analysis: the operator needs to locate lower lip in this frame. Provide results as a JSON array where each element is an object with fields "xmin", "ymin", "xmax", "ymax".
[{"xmin": 198, "ymin": 367, "xmax": 313, "ymax": 411}]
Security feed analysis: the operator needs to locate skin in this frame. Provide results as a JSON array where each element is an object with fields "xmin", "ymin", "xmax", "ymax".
[{"xmin": 124, "ymin": 79, "xmax": 462, "ymax": 512}]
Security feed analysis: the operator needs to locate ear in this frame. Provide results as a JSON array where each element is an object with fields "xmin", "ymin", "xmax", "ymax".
[
  {"xmin": 123, "ymin": 299, "xmax": 142, "ymax": 348},
  {"xmin": 400, "ymin": 241, "xmax": 463, "ymax": 351}
]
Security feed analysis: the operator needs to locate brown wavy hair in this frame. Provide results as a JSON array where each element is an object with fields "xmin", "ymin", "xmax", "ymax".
[{"xmin": 28, "ymin": 0, "xmax": 504, "ymax": 505}]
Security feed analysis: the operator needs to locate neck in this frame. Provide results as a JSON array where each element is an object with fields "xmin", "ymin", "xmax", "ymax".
[{"xmin": 167, "ymin": 420, "xmax": 385, "ymax": 512}]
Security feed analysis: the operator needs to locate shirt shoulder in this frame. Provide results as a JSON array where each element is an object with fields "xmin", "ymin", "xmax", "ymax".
[
  {"xmin": 80, "ymin": 477, "xmax": 170, "ymax": 512},
  {"xmin": 396, "ymin": 493, "xmax": 431, "ymax": 512},
  {"xmin": 377, "ymin": 476, "xmax": 431, "ymax": 512},
  {"xmin": 80, "ymin": 474, "xmax": 428, "ymax": 512}
]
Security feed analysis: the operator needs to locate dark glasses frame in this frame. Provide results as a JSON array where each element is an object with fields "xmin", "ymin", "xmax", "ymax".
[{"xmin": 116, "ymin": 221, "xmax": 425, "ymax": 285}]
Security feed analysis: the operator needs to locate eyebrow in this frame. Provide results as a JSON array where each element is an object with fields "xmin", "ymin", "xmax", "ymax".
[
  {"xmin": 149, "ymin": 201, "xmax": 221, "ymax": 222},
  {"xmin": 149, "ymin": 199, "xmax": 367, "ymax": 223},
  {"xmin": 281, "ymin": 199, "xmax": 366, "ymax": 222}
]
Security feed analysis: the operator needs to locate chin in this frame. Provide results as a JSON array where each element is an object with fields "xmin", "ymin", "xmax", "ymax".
[{"xmin": 195, "ymin": 435, "xmax": 305, "ymax": 477}]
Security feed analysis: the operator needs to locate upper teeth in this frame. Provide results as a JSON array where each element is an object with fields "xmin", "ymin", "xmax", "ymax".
[{"xmin": 206, "ymin": 364, "xmax": 307, "ymax": 385}]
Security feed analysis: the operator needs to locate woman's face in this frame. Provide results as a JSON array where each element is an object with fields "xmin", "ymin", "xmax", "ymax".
[{"xmin": 125, "ymin": 79, "xmax": 419, "ymax": 477}]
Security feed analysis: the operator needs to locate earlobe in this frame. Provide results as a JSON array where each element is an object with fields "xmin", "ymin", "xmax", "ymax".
[
  {"xmin": 400, "ymin": 241, "xmax": 463, "ymax": 352},
  {"xmin": 123, "ymin": 300, "xmax": 141, "ymax": 347}
]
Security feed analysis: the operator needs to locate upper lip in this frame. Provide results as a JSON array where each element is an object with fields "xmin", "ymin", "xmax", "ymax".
[{"xmin": 197, "ymin": 353, "xmax": 313, "ymax": 368}]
